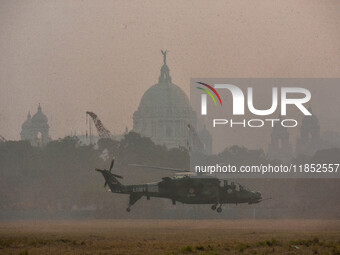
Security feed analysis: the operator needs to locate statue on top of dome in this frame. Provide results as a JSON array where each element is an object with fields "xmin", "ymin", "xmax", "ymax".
[
  {"xmin": 161, "ymin": 49, "xmax": 167, "ymax": 65},
  {"xmin": 159, "ymin": 50, "xmax": 171, "ymax": 83}
]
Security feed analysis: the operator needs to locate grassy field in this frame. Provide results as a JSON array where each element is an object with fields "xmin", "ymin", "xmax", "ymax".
[{"xmin": 0, "ymin": 220, "xmax": 339, "ymax": 255}]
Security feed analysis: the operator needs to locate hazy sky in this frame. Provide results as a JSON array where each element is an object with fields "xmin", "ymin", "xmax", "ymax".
[{"xmin": 1, "ymin": 0, "xmax": 340, "ymax": 140}]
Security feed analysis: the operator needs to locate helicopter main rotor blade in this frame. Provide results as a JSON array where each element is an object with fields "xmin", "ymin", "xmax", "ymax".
[
  {"xmin": 109, "ymin": 158, "xmax": 115, "ymax": 172},
  {"xmin": 128, "ymin": 164, "xmax": 189, "ymax": 172},
  {"xmin": 112, "ymin": 173, "xmax": 123, "ymax": 179}
]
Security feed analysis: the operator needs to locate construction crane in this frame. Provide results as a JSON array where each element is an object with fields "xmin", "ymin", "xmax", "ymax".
[
  {"xmin": 86, "ymin": 111, "xmax": 112, "ymax": 139},
  {"xmin": 0, "ymin": 135, "xmax": 6, "ymax": 142}
]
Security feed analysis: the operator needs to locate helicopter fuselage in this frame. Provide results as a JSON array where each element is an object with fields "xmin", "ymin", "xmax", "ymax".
[{"xmin": 108, "ymin": 175, "xmax": 262, "ymax": 210}]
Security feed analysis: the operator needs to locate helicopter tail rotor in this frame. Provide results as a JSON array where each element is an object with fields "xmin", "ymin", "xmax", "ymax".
[{"xmin": 95, "ymin": 158, "xmax": 123, "ymax": 188}]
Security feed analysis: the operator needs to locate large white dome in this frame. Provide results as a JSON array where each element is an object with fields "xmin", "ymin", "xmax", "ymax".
[
  {"xmin": 133, "ymin": 52, "xmax": 195, "ymax": 148},
  {"xmin": 135, "ymin": 81, "xmax": 191, "ymax": 118}
]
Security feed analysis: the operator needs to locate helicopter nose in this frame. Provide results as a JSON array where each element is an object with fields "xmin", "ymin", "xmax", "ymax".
[
  {"xmin": 248, "ymin": 191, "xmax": 262, "ymax": 204},
  {"xmin": 255, "ymin": 191, "xmax": 262, "ymax": 200}
]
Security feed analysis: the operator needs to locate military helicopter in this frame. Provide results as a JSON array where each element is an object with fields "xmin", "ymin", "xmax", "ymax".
[{"xmin": 95, "ymin": 158, "xmax": 264, "ymax": 213}]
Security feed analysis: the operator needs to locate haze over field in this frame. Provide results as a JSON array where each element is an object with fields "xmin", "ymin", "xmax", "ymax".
[
  {"xmin": 0, "ymin": 0, "xmax": 340, "ymax": 225},
  {"xmin": 1, "ymin": 220, "xmax": 339, "ymax": 254},
  {"xmin": 1, "ymin": 0, "xmax": 340, "ymax": 142}
]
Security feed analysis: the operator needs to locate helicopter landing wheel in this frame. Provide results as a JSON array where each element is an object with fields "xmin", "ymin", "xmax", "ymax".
[
  {"xmin": 126, "ymin": 207, "xmax": 131, "ymax": 212},
  {"xmin": 216, "ymin": 207, "xmax": 222, "ymax": 213},
  {"xmin": 211, "ymin": 204, "xmax": 217, "ymax": 211}
]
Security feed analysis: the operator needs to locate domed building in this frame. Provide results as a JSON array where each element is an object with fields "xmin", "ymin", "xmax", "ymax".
[
  {"xmin": 133, "ymin": 51, "xmax": 197, "ymax": 148},
  {"xmin": 21, "ymin": 104, "xmax": 51, "ymax": 146}
]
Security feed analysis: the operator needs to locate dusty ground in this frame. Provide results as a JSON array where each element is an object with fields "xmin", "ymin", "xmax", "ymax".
[{"xmin": 0, "ymin": 220, "xmax": 339, "ymax": 255}]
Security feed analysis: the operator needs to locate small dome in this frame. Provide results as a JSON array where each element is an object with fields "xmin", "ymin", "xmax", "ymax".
[
  {"xmin": 31, "ymin": 104, "xmax": 49, "ymax": 127},
  {"xmin": 21, "ymin": 112, "xmax": 32, "ymax": 129},
  {"xmin": 20, "ymin": 104, "xmax": 51, "ymax": 145}
]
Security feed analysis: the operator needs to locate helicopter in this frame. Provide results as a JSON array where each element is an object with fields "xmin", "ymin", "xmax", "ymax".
[{"xmin": 95, "ymin": 158, "xmax": 264, "ymax": 213}]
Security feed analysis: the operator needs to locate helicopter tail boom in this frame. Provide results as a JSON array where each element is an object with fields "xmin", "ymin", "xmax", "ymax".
[{"xmin": 95, "ymin": 168, "xmax": 124, "ymax": 193}]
